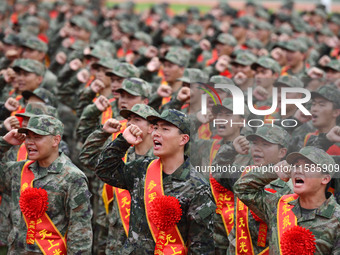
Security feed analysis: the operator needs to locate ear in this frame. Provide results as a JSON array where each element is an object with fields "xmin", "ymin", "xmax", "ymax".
[
  {"xmin": 321, "ymin": 174, "xmax": 331, "ymax": 185},
  {"xmin": 37, "ymin": 75, "xmax": 43, "ymax": 84},
  {"xmin": 332, "ymin": 108, "xmax": 340, "ymax": 118},
  {"xmin": 179, "ymin": 134, "xmax": 190, "ymax": 147},
  {"xmin": 142, "ymin": 98, "xmax": 149, "ymax": 105},
  {"xmin": 52, "ymin": 135, "xmax": 62, "ymax": 148},
  {"xmin": 278, "ymin": 147, "xmax": 287, "ymax": 160},
  {"xmin": 147, "ymin": 124, "xmax": 153, "ymax": 134}
]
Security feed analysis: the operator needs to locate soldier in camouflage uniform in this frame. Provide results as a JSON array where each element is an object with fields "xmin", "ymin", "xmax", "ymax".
[
  {"xmin": 7, "ymin": 58, "xmax": 45, "ymax": 103},
  {"xmin": 212, "ymin": 124, "xmax": 293, "ymax": 254},
  {"xmin": 77, "ymin": 78, "xmax": 151, "ymax": 254},
  {"xmin": 75, "ymin": 57, "xmax": 118, "ymax": 117},
  {"xmin": 77, "ymin": 77, "xmax": 151, "ymax": 143},
  {"xmin": 22, "ymin": 87, "xmax": 58, "ymax": 108},
  {"xmin": 0, "ymin": 115, "xmax": 92, "ymax": 254},
  {"xmin": 2, "ymin": 102, "xmax": 69, "ymax": 163},
  {"xmin": 79, "ymin": 104, "xmax": 158, "ymax": 254},
  {"xmin": 279, "ymin": 39, "xmax": 308, "ymax": 78},
  {"xmin": 21, "ymin": 36, "xmax": 58, "ymax": 94},
  {"xmin": 96, "ymin": 109, "xmax": 216, "ymax": 254},
  {"xmin": 234, "ymin": 146, "xmax": 340, "ymax": 254}
]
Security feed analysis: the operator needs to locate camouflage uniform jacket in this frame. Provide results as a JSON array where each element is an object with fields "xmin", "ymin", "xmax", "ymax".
[
  {"xmin": 234, "ymin": 169, "xmax": 340, "ymax": 255},
  {"xmin": 95, "ymin": 134, "xmax": 216, "ymax": 254},
  {"xmin": 211, "ymin": 142, "xmax": 293, "ymax": 255},
  {"xmin": 0, "ymin": 138, "xmax": 93, "ymax": 254},
  {"xmin": 79, "ymin": 128, "xmax": 154, "ymax": 254},
  {"xmin": 76, "ymin": 100, "xmax": 120, "ymax": 143}
]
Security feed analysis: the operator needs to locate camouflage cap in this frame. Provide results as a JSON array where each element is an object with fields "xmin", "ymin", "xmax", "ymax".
[
  {"xmin": 12, "ymin": 58, "xmax": 45, "ymax": 76},
  {"xmin": 246, "ymin": 124, "xmax": 290, "ymax": 148},
  {"xmin": 318, "ymin": 26, "xmax": 334, "ymax": 37},
  {"xmin": 255, "ymin": 21, "xmax": 273, "ymax": 31},
  {"xmin": 162, "ymin": 47, "xmax": 190, "ymax": 67},
  {"xmin": 147, "ymin": 109, "xmax": 190, "ymax": 135},
  {"xmin": 18, "ymin": 115, "xmax": 63, "ymax": 136},
  {"xmin": 231, "ymin": 18, "xmax": 249, "ymax": 28},
  {"xmin": 279, "ymin": 39, "xmax": 308, "ymax": 53},
  {"xmin": 210, "ymin": 75, "xmax": 235, "ymax": 85},
  {"xmin": 275, "ymin": 26, "xmax": 293, "ymax": 36},
  {"xmin": 329, "ymin": 15, "xmax": 340, "ymax": 26},
  {"xmin": 182, "ymin": 38, "xmax": 197, "ymax": 47},
  {"xmin": 245, "ymin": 38, "xmax": 263, "ymax": 49},
  {"xmin": 120, "ymin": 104, "xmax": 159, "ymax": 120},
  {"xmin": 22, "ymin": 88, "xmax": 58, "ymax": 108},
  {"xmin": 85, "ymin": 46, "xmax": 111, "ymax": 59},
  {"xmin": 322, "ymin": 59, "xmax": 340, "ymax": 72},
  {"xmin": 132, "ymin": 32, "xmax": 152, "ymax": 45},
  {"xmin": 311, "ymin": 85, "xmax": 340, "ymax": 108},
  {"xmin": 116, "ymin": 78, "xmax": 151, "ymax": 98},
  {"xmin": 312, "ymin": 8, "xmax": 327, "ymax": 19},
  {"xmin": 118, "ymin": 21, "xmax": 136, "ymax": 35},
  {"xmin": 186, "ymin": 24, "xmax": 202, "ymax": 35},
  {"xmin": 2, "ymin": 33, "xmax": 22, "ymax": 46},
  {"xmin": 162, "ymin": 36, "xmax": 182, "ymax": 47},
  {"xmin": 251, "ymin": 56, "xmax": 281, "ymax": 74},
  {"xmin": 274, "ymin": 75, "xmax": 304, "ymax": 88},
  {"xmin": 232, "ymin": 51, "xmax": 257, "ymax": 66},
  {"xmin": 22, "ymin": 36, "xmax": 48, "ymax": 53},
  {"xmin": 70, "ymin": 15, "xmax": 93, "ymax": 32},
  {"xmin": 16, "ymin": 102, "xmax": 58, "ymax": 119},
  {"xmin": 69, "ymin": 40, "xmax": 88, "ymax": 51},
  {"xmin": 255, "ymin": 8, "xmax": 270, "ymax": 20},
  {"xmin": 92, "ymin": 57, "xmax": 118, "ymax": 70},
  {"xmin": 286, "ymin": 146, "xmax": 336, "ymax": 176},
  {"xmin": 216, "ymin": 33, "xmax": 237, "ymax": 47},
  {"xmin": 177, "ymin": 68, "xmax": 208, "ymax": 83},
  {"xmin": 106, "ymin": 62, "xmax": 140, "ymax": 78},
  {"xmin": 73, "ymin": 0, "xmax": 88, "ymax": 6},
  {"xmin": 212, "ymin": 98, "xmax": 233, "ymax": 114}
]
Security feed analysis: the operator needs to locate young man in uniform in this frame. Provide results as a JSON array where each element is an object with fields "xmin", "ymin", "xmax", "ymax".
[
  {"xmin": 0, "ymin": 115, "xmax": 92, "ymax": 254},
  {"xmin": 95, "ymin": 109, "xmax": 215, "ymax": 254},
  {"xmin": 234, "ymin": 146, "xmax": 340, "ymax": 254}
]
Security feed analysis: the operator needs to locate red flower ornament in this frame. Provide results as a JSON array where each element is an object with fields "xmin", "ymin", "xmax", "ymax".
[
  {"xmin": 149, "ymin": 195, "xmax": 182, "ymax": 230},
  {"xmin": 149, "ymin": 195, "xmax": 182, "ymax": 254},
  {"xmin": 210, "ymin": 177, "xmax": 229, "ymax": 193},
  {"xmin": 20, "ymin": 187, "xmax": 48, "ymax": 219},
  {"xmin": 280, "ymin": 225, "xmax": 316, "ymax": 255}
]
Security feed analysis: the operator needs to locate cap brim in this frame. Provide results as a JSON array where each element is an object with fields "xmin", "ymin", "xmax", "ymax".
[
  {"xmin": 106, "ymin": 71, "xmax": 126, "ymax": 78},
  {"xmin": 22, "ymin": 90, "xmax": 44, "ymax": 102},
  {"xmin": 212, "ymin": 104, "xmax": 232, "ymax": 115},
  {"xmin": 146, "ymin": 115, "xmax": 176, "ymax": 129},
  {"xmin": 15, "ymin": 112, "xmax": 33, "ymax": 118},
  {"xmin": 18, "ymin": 127, "xmax": 50, "ymax": 136},
  {"xmin": 116, "ymin": 88, "xmax": 140, "ymax": 97},
  {"xmin": 310, "ymin": 91, "xmax": 329, "ymax": 101},
  {"xmin": 286, "ymin": 152, "xmax": 315, "ymax": 165},
  {"xmin": 246, "ymin": 134, "xmax": 278, "ymax": 144},
  {"xmin": 119, "ymin": 109, "xmax": 144, "ymax": 119}
]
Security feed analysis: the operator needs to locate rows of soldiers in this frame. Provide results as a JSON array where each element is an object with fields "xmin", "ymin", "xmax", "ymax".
[{"xmin": 0, "ymin": 0, "xmax": 340, "ymax": 254}]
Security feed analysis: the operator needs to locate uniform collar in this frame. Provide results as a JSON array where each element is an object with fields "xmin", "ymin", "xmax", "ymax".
[
  {"xmin": 288, "ymin": 193, "xmax": 337, "ymax": 220},
  {"xmin": 163, "ymin": 156, "xmax": 191, "ymax": 181}
]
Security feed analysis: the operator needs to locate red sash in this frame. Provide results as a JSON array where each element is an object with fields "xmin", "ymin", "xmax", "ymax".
[
  {"xmin": 20, "ymin": 161, "xmax": 67, "ymax": 254},
  {"xmin": 17, "ymin": 143, "xmax": 28, "ymax": 161},
  {"xmin": 84, "ymin": 75, "xmax": 95, "ymax": 88},
  {"xmin": 112, "ymin": 119, "xmax": 128, "ymax": 141},
  {"xmin": 235, "ymin": 167, "xmax": 269, "ymax": 255},
  {"xmin": 114, "ymin": 187, "xmax": 131, "ymax": 237},
  {"xmin": 198, "ymin": 123, "xmax": 212, "ymax": 140},
  {"xmin": 277, "ymin": 194, "xmax": 299, "ymax": 254},
  {"xmin": 144, "ymin": 159, "xmax": 187, "ymax": 255},
  {"xmin": 209, "ymin": 140, "xmax": 235, "ymax": 235}
]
